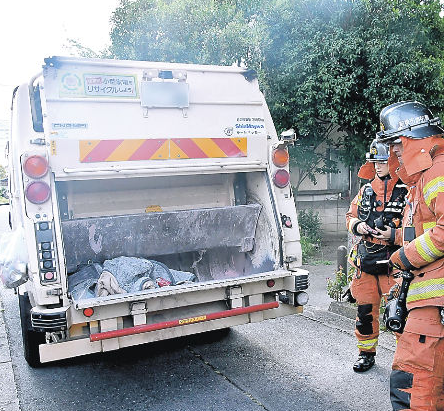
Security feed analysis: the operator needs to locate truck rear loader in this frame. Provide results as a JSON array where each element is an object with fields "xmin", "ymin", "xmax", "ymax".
[{"xmin": 2, "ymin": 56, "xmax": 309, "ymax": 366}]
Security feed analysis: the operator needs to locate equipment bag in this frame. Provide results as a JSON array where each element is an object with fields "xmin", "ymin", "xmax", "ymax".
[{"xmin": 355, "ymin": 242, "xmax": 393, "ymax": 276}]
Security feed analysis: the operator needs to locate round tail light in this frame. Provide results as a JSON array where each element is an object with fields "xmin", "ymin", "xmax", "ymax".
[
  {"xmin": 273, "ymin": 169, "xmax": 290, "ymax": 188},
  {"xmin": 25, "ymin": 181, "xmax": 51, "ymax": 204},
  {"xmin": 23, "ymin": 155, "xmax": 48, "ymax": 178},
  {"xmin": 272, "ymin": 148, "xmax": 289, "ymax": 167},
  {"xmin": 83, "ymin": 308, "xmax": 94, "ymax": 317}
]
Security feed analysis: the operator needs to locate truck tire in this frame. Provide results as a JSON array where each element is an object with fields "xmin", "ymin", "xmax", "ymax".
[{"xmin": 18, "ymin": 293, "xmax": 45, "ymax": 367}]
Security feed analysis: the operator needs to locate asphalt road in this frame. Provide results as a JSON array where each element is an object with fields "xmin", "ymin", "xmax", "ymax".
[{"xmin": 0, "ymin": 205, "xmax": 395, "ymax": 411}]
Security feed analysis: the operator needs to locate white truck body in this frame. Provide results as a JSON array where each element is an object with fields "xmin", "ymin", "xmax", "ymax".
[{"xmin": 6, "ymin": 56, "xmax": 308, "ymax": 366}]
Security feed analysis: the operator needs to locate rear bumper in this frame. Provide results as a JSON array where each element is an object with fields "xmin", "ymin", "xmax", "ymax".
[
  {"xmin": 90, "ymin": 301, "xmax": 279, "ymax": 341},
  {"xmin": 39, "ymin": 300, "xmax": 302, "ymax": 363},
  {"xmin": 38, "ymin": 268, "xmax": 308, "ymax": 363}
]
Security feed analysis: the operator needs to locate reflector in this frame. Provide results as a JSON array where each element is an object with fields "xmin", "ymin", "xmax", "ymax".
[
  {"xmin": 273, "ymin": 169, "xmax": 290, "ymax": 188},
  {"xmin": 83, "ymin": 308, "xmax": 94, "ymax": 317},
  {"xmin": 23, "ymin": 155, "xmax": 48, "ymax": 178},
  {"xmin": 25, "ymin": 181, "xmax": 51, "ymax": 204},
  {"xmin": 44, "ymin": 272, "xmax": 54, "ymax": 280},
  {"xmin": 272, "ymin": 148, "xmax": 289, "ymax": 167}
]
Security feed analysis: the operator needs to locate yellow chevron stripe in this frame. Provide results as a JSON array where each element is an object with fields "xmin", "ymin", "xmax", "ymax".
[
  {"xmin": 79, "ymin": 140, "xmax": 101, "ymax": 162},
  {"xmin": 193, "ymin": 138, "xmax": 227, "ymax": 158},
  {"xmin": 151, "ymin": 140, "xmax": 169, "ymax": 160},
  {"xmin": 231, "ymin": 137, "xmax": 247, "ymax": 155},
  {"xmin": 170, "ymin": 140, "xmax": 189, "ymax": 159},
  {"xmin": 106, "ymin": 139, "xmax": 145, "ymax": 162}
]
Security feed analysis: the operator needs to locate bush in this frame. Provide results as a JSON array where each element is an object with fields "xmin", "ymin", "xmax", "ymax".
[
  {"xmin": 300, "ymin": 235, "xmax": 317, "ymax": 261},
  {"xmin": 298, "ymin": 209, "xmax": 322, "ymax": 262},
  {"xmin": 298, "ymin": 209, "xmax": 321, "ymax": 244},
  {"xmin": 326, "ymin": 266, "xmax": 354, "ymax": 301}
]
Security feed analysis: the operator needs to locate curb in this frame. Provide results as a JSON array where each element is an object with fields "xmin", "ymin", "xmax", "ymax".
[
  {"xmin": 316, "ymin": 301, "xmax": 397, "ymax": 353},
  {"xmin": 0, "ymin": 294, "xmax": 20, "ymax": 411},
  {"xmin": 328, "ymin": 300, "xmax": 356, "ymax": 320}
]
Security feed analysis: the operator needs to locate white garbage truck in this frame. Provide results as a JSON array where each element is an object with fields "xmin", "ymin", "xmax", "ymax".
[{"xmin": 3, "ymin": 56, "xmax": 308, "ymax": 366}]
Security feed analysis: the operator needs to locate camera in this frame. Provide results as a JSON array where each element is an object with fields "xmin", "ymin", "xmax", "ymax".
[
  {"xmin": 374, "ymin": 215, "xmax": 400, "ymax": 230},
  {"xmin": 383, "ymin": 271, "xmax": 414, "ymax": 333},
  {"xmin": 374, "ymin": 215, "xmax": 386, "ymax": 230},
  {"xmin": 383, "ymin": 297, "xmax": 408, "ymax": 333}
]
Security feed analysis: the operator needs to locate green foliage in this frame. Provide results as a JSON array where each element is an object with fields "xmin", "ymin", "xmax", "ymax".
[
  {"xmin": 109, "ymin": 0, "xmax": 269, "ymax": 68},
  {"xmin": 298, "ymin": 209, "xmax": 322, "ymax": 244},
  {"xmin": 298, "ymin": 209, "xmax": 322, "ymax": 263},
  {"xmin": 264, "ymin": 0, "xmax": 444, "ymax": 170},
  {"xmin": 327, "ymin": 266, "xmax": 353, "ymax": 301},
  {"xmin": 300, "ymin": 235, "xmax": 317, "ymax": 262},
  {"xmin": 106, "ymin": 0, "xmax": 444, "ymax": 186},
  {"xmin": 0, "ymin": 165, "xmax": 6, "ymax": 180}
]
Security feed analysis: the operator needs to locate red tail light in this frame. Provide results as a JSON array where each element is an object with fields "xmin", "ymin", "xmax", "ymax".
[
  {"xmin": 23, "ymin": 155, "xmax": 48, "ymax": 179},
  {"xmin": 272, "ymin": 148, "xmax": 289, "ymax": 167},
  {"xmin": 83, "ymin": 308, "xmax": 94, "ymax": 317},
  {"xmin": 25, "ymin": 181, "xmax": 51, "ymax": 204},
  {"xmin": 273, "ymin": 169, "xmax": 290, "ymax": 188}
]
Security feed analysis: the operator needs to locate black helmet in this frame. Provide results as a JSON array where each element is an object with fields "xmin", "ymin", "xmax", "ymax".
[
  {"xmin": 376, "ymin": 101, "xmax": 443, "ymax": 142},
  {"xmin": 366, "ymin": 139, "xmax": 389, "ymax": 163}
]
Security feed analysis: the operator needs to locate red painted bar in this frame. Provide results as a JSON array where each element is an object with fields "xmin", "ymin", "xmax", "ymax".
[{"xmin": 90, "ymin": 301, "xmax": 279, "ymax": 342}]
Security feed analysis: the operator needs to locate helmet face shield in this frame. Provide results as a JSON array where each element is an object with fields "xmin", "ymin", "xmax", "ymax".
[{"xmin": 376, "ymin": 101, "xmax": 443, "ymax": 143}]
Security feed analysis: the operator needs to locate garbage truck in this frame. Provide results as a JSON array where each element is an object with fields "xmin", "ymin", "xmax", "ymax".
[{"xmin": 3, "ymin": 56, "xmax": 309, "ymax": 367}]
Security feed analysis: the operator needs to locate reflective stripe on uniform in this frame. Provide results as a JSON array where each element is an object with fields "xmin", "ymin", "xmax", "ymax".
[
  {"xmin": 423, "ymin": 176, "xmax": 444, "ymax": 206},
  {"xmin": 348, "ymin": 217, "xmax": 360, "ymax": 232},
  {"xmin": 414, "ymin": 232, "xmax": 444, "ymax": 263},
  {"xmin": 423, "ymin": 221, "xmax": 436, "ymax": 232},
  {"xmin": 357, "ymin": 338, "xmax": 378, "ymax": 350},
  {"xmin": 407, "ymin": 278, "xmax": 444, "ymax": 303}
]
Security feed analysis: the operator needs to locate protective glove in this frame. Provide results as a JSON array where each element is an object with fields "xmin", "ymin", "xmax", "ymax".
[
  {"xmin": 389, "ymin": 247, "xmax": 416, "ymax": 272},
  {"xmin": 342, "ymin": 287, "xmax": 356, "ymax": 304}
]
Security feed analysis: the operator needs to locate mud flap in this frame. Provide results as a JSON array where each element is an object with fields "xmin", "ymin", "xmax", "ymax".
[{"xmin": 62, "ymin": 204, "xmax": 262, "ymax": 271}]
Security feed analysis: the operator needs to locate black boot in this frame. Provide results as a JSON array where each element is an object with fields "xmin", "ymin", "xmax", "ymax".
[{"xmin": 353, "ymin": 352, "xmax": 375, "ymax": 373}]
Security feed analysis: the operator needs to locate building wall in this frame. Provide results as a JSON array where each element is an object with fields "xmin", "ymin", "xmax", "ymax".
[
  {"xmin": 296, "ymin": 191, "xmax": 349, "ymax": 240},
  {"xmin": 291, "ymin": 125, "xmax": 351, "ymax": 239}
]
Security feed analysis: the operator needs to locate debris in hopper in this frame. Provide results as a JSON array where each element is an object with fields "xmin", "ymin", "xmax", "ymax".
[{"xmin": 68, "ymin": 256, "xmax": 196, "ymax": 300}]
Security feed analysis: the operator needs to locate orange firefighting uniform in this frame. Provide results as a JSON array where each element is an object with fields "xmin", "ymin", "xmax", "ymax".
[
  {"xmin": 389, "ymin": 136, "xmax": 444, "ymax": 411},
  {"xmin": 346, "ymin": 158, "xmax": 404, "ymax": 355}
]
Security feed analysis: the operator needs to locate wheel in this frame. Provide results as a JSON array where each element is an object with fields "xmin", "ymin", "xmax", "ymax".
[{"xmin": 18, "ymin": 292, "xmax": 45, "ymax": 367}]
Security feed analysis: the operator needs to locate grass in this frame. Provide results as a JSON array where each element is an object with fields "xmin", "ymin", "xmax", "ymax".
[{"xmin": 309, "ymin": 259, "xmax": 333, "ymax": 265}]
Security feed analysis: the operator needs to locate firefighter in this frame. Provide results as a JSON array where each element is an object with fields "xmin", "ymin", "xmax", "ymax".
[
  {"xmin": 376, "ymin": 101, "xmax": 444, "ymax": 410},
  {"xmin": 346, "ymin": 139, "xmax": 407, "ymax": 372}
]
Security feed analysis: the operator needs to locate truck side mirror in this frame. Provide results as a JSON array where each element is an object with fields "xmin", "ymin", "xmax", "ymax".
[{"xmin": 279, "ymin": 128, "xmax": 297, "ymax": 144}]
